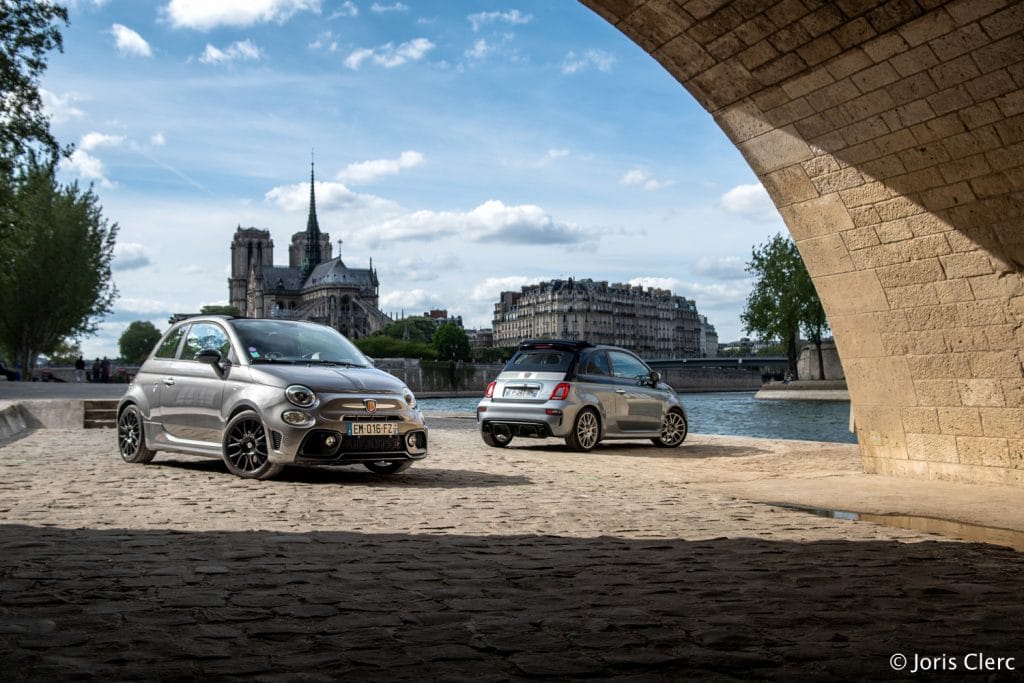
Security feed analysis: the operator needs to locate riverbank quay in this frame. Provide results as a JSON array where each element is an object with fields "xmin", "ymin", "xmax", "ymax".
[
  {"xmin": 755, "ymin": 379, "xmax": 850, "ymax": 401},
  {"xmin": 2, "ymin": 422, "xmax": 1024, "ymax": 679}
]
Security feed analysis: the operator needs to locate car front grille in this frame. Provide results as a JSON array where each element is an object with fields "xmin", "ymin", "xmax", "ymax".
[{"xmin": 341, "ymin": 434, "xmax": 403, "ymax": 453}]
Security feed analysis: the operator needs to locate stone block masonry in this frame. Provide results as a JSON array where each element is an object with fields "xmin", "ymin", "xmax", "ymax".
[{"xmin": 583, "ymin": 0, "xmax": 1024, "ymax": 487}]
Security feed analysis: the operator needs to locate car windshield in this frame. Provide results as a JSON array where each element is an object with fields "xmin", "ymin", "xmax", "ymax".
[
  {"xmin": 505, "ymin": 348, "xmax": 575, "ymax": 372},
  {"xmin": 232, "ymin": 320, "xmax": 370, "ymax": 367}
]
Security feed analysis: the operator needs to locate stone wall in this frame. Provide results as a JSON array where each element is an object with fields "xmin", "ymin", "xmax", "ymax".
[
  {"xmin": 583, "ymin": 0, "xmax": 1024, "ymax": 487},
  {"xmin": 798, "ymin": 342, "xmax": 846, "ymax": 380}
]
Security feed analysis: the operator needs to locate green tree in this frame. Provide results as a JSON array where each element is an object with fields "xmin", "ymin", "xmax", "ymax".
[
  {"xmin": 354, "ymin": 336, "xmax": 436, "ymax": 360},
  {"xmin": 46, "ymin": 336, "xmax": 82, "ymax": 365},
  {"xmin": 0, "ymin": 162, "xmax": 118, "ymax": 379},
  {"xmin": 375, "ymin": 316, "xmax": 437, "ymax": 343},
  {"xmin": 200, "ymin": 304, "xmax": 241, "ymax": 316},
  {"xmin": 119, "ymin": 321, "xmax": 162, "ymax": 364},
  {"xmin": 741, "ymin": 233, "xmax": 828, "ymax": 379},
  {"xmin": 0, "ymin": 0, "xmax": 68, "ymax": 183},
  {"xmin": 432, "ymin": 323, "xmax": 471, "ymax": 361}
]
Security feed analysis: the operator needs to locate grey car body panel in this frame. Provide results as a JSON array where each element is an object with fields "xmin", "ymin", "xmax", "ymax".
[
  {"xmin": 119, "ymin": 316, "xmax": 427, "ymax": 468},
  {"xmin": 477, "ymin": 342, "xmax": 686, "ymax": 443}
]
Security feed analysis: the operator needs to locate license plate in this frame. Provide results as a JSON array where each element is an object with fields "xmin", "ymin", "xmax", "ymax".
[
  {"xmin": 504, "ymin": 388, "xmax": 537, "ymax": 398},
  {"xmin": 348, "ymin": 422, "xmax": 399, "ymax": 436}
]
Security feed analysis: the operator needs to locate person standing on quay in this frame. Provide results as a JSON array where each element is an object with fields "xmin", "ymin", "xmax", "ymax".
[
  {"xmin": 91, "ymin": 358, "xmax": 101, "ymax": 383},
  {"xmin": 100, "ymin": 357, "xmax": 110, "ymax": 383},
  {"xmin": 74, "ymin": 356, "xmax": 85, "ymax": 383}
]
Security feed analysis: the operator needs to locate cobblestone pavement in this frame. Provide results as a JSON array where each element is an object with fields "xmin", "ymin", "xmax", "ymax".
[{"xmin": 1, "ymin": 424, "xmax": 1023, "ymax": 681}]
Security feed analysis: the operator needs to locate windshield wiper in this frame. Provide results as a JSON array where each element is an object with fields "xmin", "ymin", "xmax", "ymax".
[
  {"xmin": 250, "ymin": 357, "xmax": 296, "ymax": 364},
  {"xmin": 302, "ymin": 359, "xmax": 367, "ymax": 368}
]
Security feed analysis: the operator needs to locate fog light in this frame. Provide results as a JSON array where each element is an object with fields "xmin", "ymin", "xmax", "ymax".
[
  {"xmin": 282, "ymin": 410, "xmax": 313, "ymax": 426},
  {"xmin": 406, "ymin": 431, "xmax": 419, "ymax": 448},
  {"xmin": 325, "ymin": 435, "xmax": 338, "ymax": 447}
]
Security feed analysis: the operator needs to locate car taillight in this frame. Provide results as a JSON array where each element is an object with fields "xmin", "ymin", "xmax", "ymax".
[
  {"xmin": 549, "ymin": 383, "xmax": 571, "ymax": 400},
  {"xmin": 484, "ymin": 381, "xmax": 496, "ymax": 398}
]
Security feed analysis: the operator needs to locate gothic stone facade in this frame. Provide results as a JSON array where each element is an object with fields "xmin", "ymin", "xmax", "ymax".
[
  {"xmin": 227, "ymin": 168, "xmax": 389, "ymax": 339},
  {"xmin": 492, "ymin": 278, "xmax": 717, "ymax": 359}
]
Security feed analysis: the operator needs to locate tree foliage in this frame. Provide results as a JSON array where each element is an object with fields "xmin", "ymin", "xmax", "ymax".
[
  {"xmin": 740, "ymin": 233, "xmax": 827, "ymax": 379},
  {"xmin": 119, "ymin": 321, "xmax": 162, "ymax": 364},
  {"xmin": 0, "ymin": 162, "xmax": 118, "ymax": 378},
  {"xmin": 0, "ymin": 0, "xmax": 68, "ymax": 181},
  {"xmin": 374, "ymin": 316, "xmax": 438, "ymax": 343},
  {"xmin": 354, "ymin": 335, "xmax": 436, "ymax": 360},
  {"xmin": 432, "ymin": 323, "xmax": 471, "ymax": 361}
]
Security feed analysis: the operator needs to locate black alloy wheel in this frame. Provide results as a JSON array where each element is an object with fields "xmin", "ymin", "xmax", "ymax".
[
  {"xmin": 223, "ymin": 412, "xmax": 284, "ymax": 480},
  {"xmin": 118, "ymin": 405, "xmax": 156, "ymax": 464}
]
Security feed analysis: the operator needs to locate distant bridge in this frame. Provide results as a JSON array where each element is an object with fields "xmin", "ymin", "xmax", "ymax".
[{"xmin": 646, "ymin": 357, "xmax": 789, "ymax": 370}]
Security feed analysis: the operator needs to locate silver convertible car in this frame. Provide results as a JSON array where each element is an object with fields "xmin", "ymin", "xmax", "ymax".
[
  {"xmin": 477, "ymin": 339, "xmax": 688, "ymax": 451},
  {"xmin": 117, "ymin": 316, "xmax": 427, "ymax": 480}
]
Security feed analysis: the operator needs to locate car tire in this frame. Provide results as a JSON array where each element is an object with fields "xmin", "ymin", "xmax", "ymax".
[
  {"xmin": 117, "ymin": 405, "xmax": 156, "ymax": 464},
  {"xmin": 652, "ymin": 409, "xmax": 688, "ymax": 448},
  {"xmin": 222, "ymin": 411, "xmax": 285, "ymax": 480},
  {"xmin": 565, "ymin": 408, "xmax": 600, "ymax": 452},
  {"xmin": 482, "ymin": 430, "xmax": 513, "ymax": 448},
  {"xmin": 364, "ymin": 460, "xmax": 413, "ymax": 474}
]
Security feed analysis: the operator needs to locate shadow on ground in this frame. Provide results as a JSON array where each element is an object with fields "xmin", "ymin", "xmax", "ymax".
[{"xmin": 2, "ymin": 524, "xmax": 1022, "ymax": 680}]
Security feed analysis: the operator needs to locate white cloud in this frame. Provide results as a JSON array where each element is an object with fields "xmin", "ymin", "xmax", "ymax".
[
  {"xmin": 113, "ymin": 243, "xmax": 153, "ymax": 271},
  {"xmin": 344, "ymin": 38, "xmax": 434, "ymax": 69},
  {"xmin": 117, "ymin": 297, "xmax": 173, "ymax": 314},
  {"xmin": 264, "ymin": 180, "xmax": 393, "ymax": 212},
  {"xmin": 182, "ymin": 265, "xmax": 204, "ymax": 275},
  {"xmin": 111, "ymin": 24, "xmax": 152, "ymax": 57},
  {"xmin": 379, "ymin": 288, "xmax": 446, "ymax": 315},
  {"xmin": 330, "ymin": 1, "xmax": 357, "ymax": 18},
  {"xmin": 337, "ymin": 150, "xmax": 424, "ymax": 184},
  {"xmin": 562, "ymin": 49, "xmax": 616, "ymax": 75},
  {"xmin": 468, "ymin": 9, "xmax": 532, "ymax": 31},
  {"xmin": 309, "ymin": 31, "xmax": 338, "ymax": 51},
  {"xmin": 465, "ymin": 39, "xmax": 491, "ymax": 60},
  {"xmin": 199, "ymin": 40, "xmax": 262, "ymax": 64},
  {"xmin": 692, "ymin": 256, "xmax": 748, "ymax": 280},
  {"xmin": 619, "ymin": 167, "xmax": 674, "ymax": 191},
  {"xmin": 80, "ymin": 132, "xmax": 125, "ymax": 151},
  {"xmin": 370, "ymin": 2, "xmax": 407, "ymax": 12},
  {"xmin": 720, "ymin": 183, "xmax": 780, "ymax": 222},
  {"xmin": 163, "ymin": 0, "xmax": 321, "ymax": 30},
  {"xmin": 364, "ymin": 200, "xmax": 590, "ymax": 247},
  {"xmin": 380, "ymin": 253, "xmax": 461, "ymax": 282},
  {"xmin": 40, "ymin": 89, "xmax": 85, "ymax": 123},
  {"xmin": 150, "ymin": 132, "xmax": 166, "ymax": 146},
  {"xmin": 629, "ymin": 276, "xmax": 751, "ymax": 311},
  {"xmin": 60, "ymin": 149, "xmax": 114, "ymax": 187}
]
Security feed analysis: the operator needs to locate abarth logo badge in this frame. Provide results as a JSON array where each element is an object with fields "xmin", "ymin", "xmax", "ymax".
[{"xmin": 364, "ymin": 399, "xmax": 377, "ymax": 414}]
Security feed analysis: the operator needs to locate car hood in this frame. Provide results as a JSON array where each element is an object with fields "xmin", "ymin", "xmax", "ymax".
[{"xmin": 248, "ymin": 364, "xmax": 409, "ymax": 394}]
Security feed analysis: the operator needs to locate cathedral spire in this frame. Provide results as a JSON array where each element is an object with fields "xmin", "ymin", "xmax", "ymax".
[{"xmin": 302, "ymin": 155, "xmax": 323, "ymax": 279}]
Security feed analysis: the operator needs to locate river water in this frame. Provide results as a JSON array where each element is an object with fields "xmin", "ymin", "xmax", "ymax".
[{"xmin": 419, "ymin": 391, "xmax": 856, "ymax": 444}]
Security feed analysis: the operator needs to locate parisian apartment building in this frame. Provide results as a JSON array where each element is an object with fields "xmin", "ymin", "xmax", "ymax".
[{"xmin": 492, "ymin": 278, "xmax": 718, "ymax": 359}]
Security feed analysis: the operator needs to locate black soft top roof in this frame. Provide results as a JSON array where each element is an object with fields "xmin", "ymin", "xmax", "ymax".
[{"xmin": 517, "ymin": 339, "xmax": 594, "ymax": 351}]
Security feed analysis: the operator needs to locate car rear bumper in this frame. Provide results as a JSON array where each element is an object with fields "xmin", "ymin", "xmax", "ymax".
[{"xmin": 477, "ymin": 400, "xmax": 571, "ymax": 438}]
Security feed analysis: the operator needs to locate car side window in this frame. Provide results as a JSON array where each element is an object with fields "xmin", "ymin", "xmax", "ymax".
[
  {"xmin": 608, "ymin": 350, "xmax": 650, "ymax": 384},
  {"xmin": 180, "ymin": 323, "xmax": 231, "ymax": 361},
  {"xmin": 154, "ymin": 326, "xmax": 186, "ymax": 359},
  {"xmin": 580, "ymin": 351, "xmax": 610, "ymax": 376}
]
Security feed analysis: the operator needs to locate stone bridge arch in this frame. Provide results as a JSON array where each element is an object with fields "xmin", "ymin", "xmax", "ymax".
[{"xmin": 581, "ymin": 0, "xmax": 1024, "ymax": 485}]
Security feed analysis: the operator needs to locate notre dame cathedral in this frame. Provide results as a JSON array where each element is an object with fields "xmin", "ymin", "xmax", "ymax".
[{"xmin": 228, "ymin": 164, "xmax": 390, "ymax": 338}]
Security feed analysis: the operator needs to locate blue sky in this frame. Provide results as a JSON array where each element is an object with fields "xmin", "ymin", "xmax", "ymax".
[{"xmin": 44, "ymin": 0, "xmax": 787, "ymax": 358}]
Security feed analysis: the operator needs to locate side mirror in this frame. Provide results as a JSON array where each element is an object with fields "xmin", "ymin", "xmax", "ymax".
[
  {"xmin": 196, "ymin": 349, "xmax": 221, "ymax": 365},
  {"xmin": 197, "ymin": 349, "xmax": 230, "ymax": 377},
  {"xmin": 649, "ymin": 370, "xmax": 661, "ymax": 386}
]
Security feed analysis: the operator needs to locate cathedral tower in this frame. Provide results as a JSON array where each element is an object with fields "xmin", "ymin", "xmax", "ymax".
[{"xmin": 229, "ymin": 227, "xmax": 273, "ymax": 316}]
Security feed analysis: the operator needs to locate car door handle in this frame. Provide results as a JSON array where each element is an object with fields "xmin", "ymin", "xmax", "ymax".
[
  {"xmin": 162, "ymin": 377, "xmax": 175, "ymax": 386},
  {"xmin": 615, "ymin": 389, "xmax": 626, "ymax": 394}
]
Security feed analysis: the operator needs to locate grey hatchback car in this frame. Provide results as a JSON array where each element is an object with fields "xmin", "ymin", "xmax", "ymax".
[
  {"xmin": 117, "ymin": 316, "xmax": 427, "ymax": 479},
  {"xmin": 477, "ymin": 339, "xmax": 688, "ymax": 451}
]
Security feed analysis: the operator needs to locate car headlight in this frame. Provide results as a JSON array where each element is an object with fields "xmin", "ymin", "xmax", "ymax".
[
  {"xmin": 403, "ymin": 388, "xmax": 418, "ymax": 410},
  {"xmin": 285, "ymin": 384, "xmax": 318, "ymax": 408}
]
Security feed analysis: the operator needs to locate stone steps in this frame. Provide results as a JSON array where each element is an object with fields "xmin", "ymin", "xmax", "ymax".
[{"xmin": 84, "ymin": 399, "xmax": 118, "ymax": 429}]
